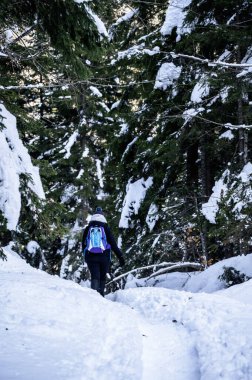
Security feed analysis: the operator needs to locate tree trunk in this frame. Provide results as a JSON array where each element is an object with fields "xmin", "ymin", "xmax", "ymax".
[
  {"xmin": 199, "ymin": 133, "xmax": 212, "ymax": 197},
  {"xmin": 186, "ymin": 141, "xmax": 199, "ymax": 189},
  {"xmin": 238, "ymin": 97, "xmax": 248, "ymax": 164},
  {"xmin": 194, "ymin": 195, "xmax": 208, "ymax": 265},
  {"xmin": 236, "ymin": 36, "xmax": 248, "ymax": 165}
]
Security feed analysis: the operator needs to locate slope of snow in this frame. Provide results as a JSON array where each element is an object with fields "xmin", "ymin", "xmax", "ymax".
[
  {"xmin": 112, "ymin": 286, "xmax": 252, "ymax": 380},
  {"xmin": 1, "ymin": 247, "xmax": 252, "ymax": 380},
  {"xmin": 183, "ymin": 254, "xmax": 252, "ymax": 293},
  {"xmin": 217, "ymin": 279, "xmax": 252, "ymax": 305},
  {"xmin": 0, "ymin": 246, "xmax": 142, "ymax": 380}
]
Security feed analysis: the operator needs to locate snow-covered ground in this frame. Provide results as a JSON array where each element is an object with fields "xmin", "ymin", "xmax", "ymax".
[
  {"xmin": 0, "ymin": 246, "xmax": 141, "ymax": 380},
  {"xmin": 1, "ymin": 246, "xmax": 252, "ymax": 380},
  {"xmin": 125, "ymin": 253, "xmax": 252, "ymax": 294}
]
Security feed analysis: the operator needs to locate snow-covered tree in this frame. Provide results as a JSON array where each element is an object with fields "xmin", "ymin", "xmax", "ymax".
[
  {"xmin": 0, "ymin": 0, "xmax": 109, "ymax": 277},
  {"xmin": 99, "ymin": 0, "xmax": 252, "ymax": 268}
]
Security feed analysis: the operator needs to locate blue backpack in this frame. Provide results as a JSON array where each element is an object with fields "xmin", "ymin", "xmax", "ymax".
[{"xmin": 86, "ymin": 226, "xmax": 110, "ymax": 253}]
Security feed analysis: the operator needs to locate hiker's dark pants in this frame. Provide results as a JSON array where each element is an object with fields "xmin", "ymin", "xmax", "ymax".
[
  {"xmin": 85, "ymin": 251, "xmax": 110, "ymax": 295},
  {"xmin": 86, "ymin": 255, "xmax": 110, "ymax": 281}
]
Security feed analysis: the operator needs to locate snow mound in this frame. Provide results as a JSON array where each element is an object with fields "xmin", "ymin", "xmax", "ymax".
[
  {"xmin": 0, "ymin": 246, "xmax": 142, "ymax": 380},
  {"xmin": 112, "ymin": 286, "xmax": 252, "ymax": 380},
  {"xmin": 123, "ymin": 254, "xmax": 252, "ymax": 295},
  {"xmin": 184, "ymin": 254, "xmax": 252, "ymax": 293},
  {"xmin": 217, "ymin": 278, "xmax": 252, "ymax": 305}
]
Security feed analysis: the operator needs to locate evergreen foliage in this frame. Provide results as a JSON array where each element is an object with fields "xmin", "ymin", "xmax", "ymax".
[
  {"xmin": 218, "ymin": 266, "xmax": 251, "ymax": 288},
  {"xmin": 99, "ymin": 0, "xmax": 252, "ymax": 271},
  {"xmin": 1, "ymin": 1, "xmax": 252, "ymax": 281},
  {"xmin": 0, "ymin": 1, "xmax": 107, "ymax": 275}
]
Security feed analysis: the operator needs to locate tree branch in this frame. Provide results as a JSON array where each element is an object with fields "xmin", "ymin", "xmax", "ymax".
[
  {"xmin": 9, "ymin": 25, "xmax": 37, "ymax": 46},
  {"xmin": 107, "ymin": 261, "xmax": 202, "ymax": 285},
  {"xmin": 171, "ymin": 52, "xmax": 252, "ymax": 68},
  {"xmin": 147, "ymin": 262, "xmax": 203, "ymax": 280}
]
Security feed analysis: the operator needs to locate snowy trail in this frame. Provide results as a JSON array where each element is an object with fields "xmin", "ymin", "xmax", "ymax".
[
  {"xmin": 1, "ymin": 248, "xmax": 252, "ymax": 380},
  {"xmin": 0, "ymin": 248, "xmax": 142, "ymax": 380},
  {"xmin": 112, "ymin": 287, "xmax": 252, "ymax": 380},
  {"xmin": 139, "ymin": 317, "xmax": 200, "ymax": 380},
  {"xmin": 0, "ymin": 248, "xmax": 199, "ymax": 380}
]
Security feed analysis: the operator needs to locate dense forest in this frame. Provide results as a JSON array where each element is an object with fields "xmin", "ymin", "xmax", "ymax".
[{"xmin": 1, "ymin": 0, "xmax": 252, "ymax": 285}]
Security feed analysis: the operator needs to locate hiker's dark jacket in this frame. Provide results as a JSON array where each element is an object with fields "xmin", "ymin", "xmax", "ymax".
[{"xmin": 82, "ymin": 219, "xmax": 123, "ymax": 261}]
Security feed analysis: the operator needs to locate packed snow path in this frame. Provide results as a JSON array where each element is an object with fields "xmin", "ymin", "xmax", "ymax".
[
  {"xmin": 111, "ymin": 288, "xmax": 252, "ymax": 380},
  {"xmin": 136, "ymin": 316, "xmax": 200, "ymax": 379},
  {"xmin": 1, "ymin": 247, "xmax": 252, "ymax": 380}
]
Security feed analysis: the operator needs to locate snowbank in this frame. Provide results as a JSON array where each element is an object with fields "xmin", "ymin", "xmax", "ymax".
[
  {"xmin": 112, "ymin": 286, "xmax": 252, "ymax": 380},
  {"xmin": 184, "ymin": 254, "xmax": 252, "ymax": 293},
  {"xmin": 123, "ymin": 254, "xmax": 252, "ymax": 298},
  {"xmin": 0, "ymin": 246, "xmax": 142, "ymax": 380},
  {"xmin": 218, "ymin": 279, "xmax": 252, "ymax": 305}
]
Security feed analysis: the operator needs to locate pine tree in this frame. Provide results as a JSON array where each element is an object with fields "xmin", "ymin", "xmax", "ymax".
[
  {"xmin": 0, "ymin": 0, "xmax": 108, "ymax": 273},
  {"xmin": 2, "ymin": 0, "xmax": 252, "ymax": 278},
  {"xmin": 97, "ymin": 0, "xmax": 252, "ymax": 271}
]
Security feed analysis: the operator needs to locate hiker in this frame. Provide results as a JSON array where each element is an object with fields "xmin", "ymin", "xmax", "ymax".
[{"xmin": 82, "ymin": 207, "xmax": 125, "ymax": 296}]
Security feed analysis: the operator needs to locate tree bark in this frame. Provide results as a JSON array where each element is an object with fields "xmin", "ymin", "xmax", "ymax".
[{"xmin": 238, "ymin": 97, "xmax": 248, "ymax": 164}]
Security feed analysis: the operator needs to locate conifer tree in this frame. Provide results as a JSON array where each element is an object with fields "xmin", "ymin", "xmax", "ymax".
[
  {"xmin": 2, "ymin": 0, "xmax": 252, "ymax": 279},
  {"xmin": 0, "ymin": 0, "xmax": 108, "ymax": 274},
  {"xmin": 98, "ymin": 0, "xmax": 252, "ymax": 271}
]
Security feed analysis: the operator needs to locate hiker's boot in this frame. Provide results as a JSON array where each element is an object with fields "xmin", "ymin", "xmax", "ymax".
[
  {"xmin": 91, "ymin": 279, "xmax": 100, "ymax": 293},
  {"xmin": 99, "ymin": 281, "xmax": 106, "ymax": 297}
]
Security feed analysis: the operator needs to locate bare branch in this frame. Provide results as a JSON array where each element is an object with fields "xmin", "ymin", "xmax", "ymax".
[{"xmin": 10, "ymin": 25, "xmax": 36, "ymax": 46}]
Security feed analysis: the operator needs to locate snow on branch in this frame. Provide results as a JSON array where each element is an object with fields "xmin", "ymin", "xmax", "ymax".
[
  {"xmin": 0, "ymin": 79, "xmax": 155, "ymax": 91},
  {"xmin": 0, "ymin": 83, "xmax": 46, "ymax": 91},
  {"xmin": 185, "ymin": 112, "xmax": 252, "ymax": 130},
  {"xmin": 0, "ymin": 80, "xmax": 89, "ymax": 91},
  {"xmin": 6, "ymin": 25, "xmax": 36, "ymax": 46},
  {"xmin": 171, "ymin": 52, "xmax": 252, "ymax": 68},
  {"xmin": 147, "ymin": 262, "xmax": 202, "ymax": 280},
  {"xmin": 107, "ymin": 262, "xmax": 172, "ymax": 285},
  {"xmin": 107, "ymin": 261, "xmax": 203, "ymax": 286},
  {"xmin": 0, "ymin": 103, "xmax": 45, "ymax": 230},
  {"xmin": 0, "ymin": 78, "xmax": 131, "ymax": 91},
  {"xmin": 224, "ymin": 122, "xmax": 252, "ymax": 130}
]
